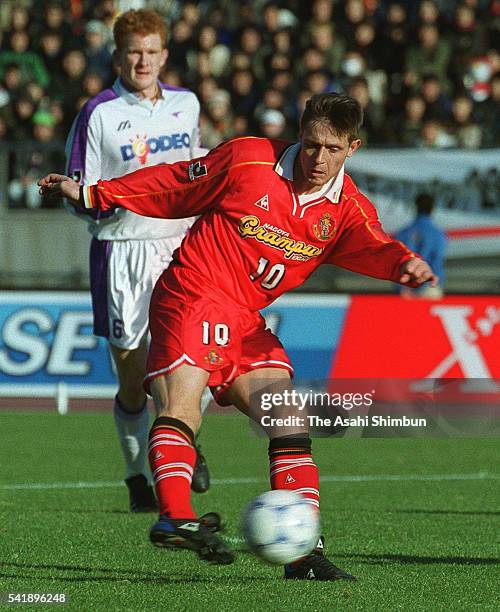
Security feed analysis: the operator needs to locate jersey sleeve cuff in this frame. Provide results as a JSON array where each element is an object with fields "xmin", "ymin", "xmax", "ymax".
[{"xmin": 81, "ymin": 185, "xmax": 96, "ymax": 209}]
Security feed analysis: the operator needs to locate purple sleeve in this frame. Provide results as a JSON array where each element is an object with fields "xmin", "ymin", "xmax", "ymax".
[{"xmin": 65, "ymin": 88, "xmax": 117, "ymax": 181}]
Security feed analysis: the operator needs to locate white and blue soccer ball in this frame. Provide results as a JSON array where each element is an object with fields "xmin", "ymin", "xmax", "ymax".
[{"xmin": 242, "ymin": 489, "xmax": 320, "ymax": 565}]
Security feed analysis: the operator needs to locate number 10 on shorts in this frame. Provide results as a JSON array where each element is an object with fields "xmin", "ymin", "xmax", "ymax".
[{"xmin": 202, "ymin": 321, "xmax": 229, "ymax": 346}]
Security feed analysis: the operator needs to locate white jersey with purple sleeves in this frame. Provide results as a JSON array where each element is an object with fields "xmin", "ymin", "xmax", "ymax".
[{"xmin": 65, "ymin": 78, "xmax": 201, "ymax": 240}]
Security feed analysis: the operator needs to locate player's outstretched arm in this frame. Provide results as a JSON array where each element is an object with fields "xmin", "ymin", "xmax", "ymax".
[
  {"xmin": 399, "ymin": 257, "xmax": 438, "ymax": 287},
  {"xmin": 38, "ymin": 174, "xmax": 80, "ymax": 203},
  {"xmin": 40, "ymin": 141, "xmax": 234, "ymax": 219}
]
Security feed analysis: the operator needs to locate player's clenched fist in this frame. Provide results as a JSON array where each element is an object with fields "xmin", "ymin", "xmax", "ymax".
[
  {"xmin": 38, "ymin": 174, "xmax": 80, "ymax": 203},
  {"xmin": 399, "ymin": 257, "xmax": 438, "ymax": 286}
]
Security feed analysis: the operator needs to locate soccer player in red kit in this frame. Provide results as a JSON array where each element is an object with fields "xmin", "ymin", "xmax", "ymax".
[{"xmin": 39, "ymin": 93, "xmax": 437, "ymax": 579}]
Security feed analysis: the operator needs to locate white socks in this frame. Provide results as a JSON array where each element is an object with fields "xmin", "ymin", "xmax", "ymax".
[
  {"xmin": 113, "ymin": 396, "xmax": 151, "ymax": 480},
  {"xmin": 200, "ymin": 388, "xmax": 213, "ymax": 415}
]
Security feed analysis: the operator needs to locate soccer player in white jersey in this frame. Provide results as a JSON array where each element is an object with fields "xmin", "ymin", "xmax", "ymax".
[{"xmin": 65, "ymin": 9, "xmax": 210, "ymax": 511}]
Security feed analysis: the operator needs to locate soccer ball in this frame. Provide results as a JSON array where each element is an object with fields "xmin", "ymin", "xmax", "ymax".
[{"xmin": 242, "ymin": 490, "xmax": 320, "ymax": 565}]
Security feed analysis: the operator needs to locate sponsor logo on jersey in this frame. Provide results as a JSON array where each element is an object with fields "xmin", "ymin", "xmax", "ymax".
[
  {"xmin": 120, "ymin": 132, "xmax": 191, "ymax": 164},
  {"xmin": 117, "ymin": 120, "xmax": 131, "ymax": 131},
  {"xmin": 204, "ymin": 349, "xmax": 223, "ymax": 365},
  {"xmin": 239, "ymin": 215, "xmax": 324, "ymax": 260},
  {"xmin": 313, "ymin": 212, "xmax": 336, "ymax": 241},
  {"xmin": 254, "ymin": 194, "xmax": 269, "ymax": 211},
  {"xmin": 188, "ymin": 160, "xmax": 208, "ymax": 181}
]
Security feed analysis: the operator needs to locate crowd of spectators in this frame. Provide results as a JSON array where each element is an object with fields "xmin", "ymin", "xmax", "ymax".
[{"xmin": 0, "ymin": 0, "xmax": 498, "ymax": 208}]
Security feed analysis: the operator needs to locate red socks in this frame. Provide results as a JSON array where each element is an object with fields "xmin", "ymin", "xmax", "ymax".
[
  {"xmin": 269, "ymin": 437, "xmax": 320, "ymax": 510},
  {"xmin": 148, "ymin": 416, "xmax": 196, "ymax": 519}
]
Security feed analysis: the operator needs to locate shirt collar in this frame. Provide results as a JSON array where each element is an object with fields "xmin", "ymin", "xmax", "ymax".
[
  {"xmin": 274, "ymin": 142, "xmax": 345, "ymax": 204},
  {"xmin": 112, "ymin": 77, "xmax": 166, "ymax": 105}
]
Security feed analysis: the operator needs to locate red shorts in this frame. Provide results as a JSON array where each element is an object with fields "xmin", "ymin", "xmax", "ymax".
[{"xmin": 145, "ymin": 267, "xmax": 293, "ymax": 402}]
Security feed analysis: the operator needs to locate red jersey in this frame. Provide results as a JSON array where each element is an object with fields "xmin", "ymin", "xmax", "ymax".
[{"xmin": 83, "ymin": 136, "xmax": 416, "ymax": 311}]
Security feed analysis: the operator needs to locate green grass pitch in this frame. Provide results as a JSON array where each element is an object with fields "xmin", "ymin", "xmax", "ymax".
[{"xmin": 0, "ymin": 410, "xmax": 499, "ymax": 611}]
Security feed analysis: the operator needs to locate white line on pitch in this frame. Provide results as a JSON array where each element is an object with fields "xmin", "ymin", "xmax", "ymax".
[{"xmin": 0, "ymin": 472, "xmax": 498, "ymax": 491}]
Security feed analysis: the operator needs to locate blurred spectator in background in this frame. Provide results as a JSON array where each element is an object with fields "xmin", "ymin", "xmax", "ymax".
[
  {"xmin": 265, "ymin": 51, "xmax": 292, "ymax": 75},
  {"xmin": 232, "ymin": 114, "xmax": 249, "ymax": 138},
  {"xmin": 38, "ymin": 30, "xmax": 64, "ymax": 80},
  {"xmin": 24, "ymin": 81, "xmax": 45, "ymax": 107},
  {"xmin": 344, "ymin": 47, "xmax": 388, "ymax": 106},
  {"xmin": 0, "ymin": 79, "xmax": 11, "ymax": 111},
  {"xmin": 377, "ymin": 2, "xmax": 408, "ymax": 103},
  {"xmin": 482, "ymin": 167, "xmax": 500, "ymax": 210},
  {"xmin": 475, "ymin": 73, "xmax": 500, "ymax": 147},
  {"xmin": 261, "ymin": 1, "xmax": 298, "ymax": 42},
  {"xmin": 415, "ymin": 0, "xmax": 443, "ymax": 30},
  {"xmin": 420, "ymin": 74, "xmax": 453, "ymax": 121},
  {"xmin": 269, "ymin": 69, "xmax": 294, "ymax": 97},
  {"xmin": 160, "ymin": 66, "xmax": 182, "ymax": 88},
  {"xmin": 255, "ymin": 86, "xmax": 294, "ymax": 125},
  {"xmin": 396, "ymin": 192, "xmax": 446, "ymax": 299},
  {"xmin": 295, "ymin": 46, "xmax": 328, "ymax": 83},
  {"xmin": 9, "ymin": 6, "xmax": 32, "ymax": 36},
  {"xmin": 47, "ymin": 98, "xmax": 66, "ymax": 140},
  {"xmin": 304, "ymin": 69, "xmax": 334, "ymax": 96},
  {"xmin": 338, "ymin": 0, "xmax": 367, "ymax": 47},
  {"xmin": 82, "ymin": 72, "xmax": 105, "ymax": 102},
  {"xmin": 0, "ymin": 0, "xmax": 498, "ymax": 207},
  {"xmin": 32, "ymin": 108, "xmax": 58, "ymax": 144},
  {"xmin": 448, "ymin": 93, "xmax": 482, "ymax": 148},
  {"xmin": 8, "ymin": 109, "xmax": 64, "ymax": 209},
  {"xmin": 396, "ymin": 94, "xmax": 426, "ymax": 146},
  {"xmin": 257, "ymin": 108, "xmax": 287, "ymax": 139},
  {"xmin": 419, "ymin": 118, "xmax": 455, "ymax": 148},
  {"xmin": 187, "ymin": 24, "xmax": 230, "ymax": 80},
  {"xmin": 302, "ymin": 0, "xmax": 336, "ymax": 47},
  {"xmin": 352, "ymin": 21, "xmax": 378, "ymax": 69},
  {"xmin": 348, "ymin": 76, "xmax": 387, "ymax": 144},
  {"xmin": 309, "ymin": 23, "xmax": 345, "ymax": 76},
  {"xmin": 179, "ymin": 1, "xmax": 201, "ymax": 31},
  {"xmin": 167, "ymin": 19, "xmax": 193, "ymax": 74},
  {"xmin": 230, "ymin": 68, "xmax": 259, "ymax": 118},
  {"xmin": 41, "ymin": 1, "xmax": 73, "ymax": 47},
  {"xmin": 0, "ymin": 30, "xmax": 49, "ymax": 89},
  {"xmin": 269, "ymin": 27, "xmax": 293, "ymax": 59},
  {"xmin": 236, "ymin": 25, "xmax": 267, "ymax": 81},
  {"xmin": 2, "ymin": 63, "xmax": 22, "ymax": 99},
  {"xmin": 455, "ymin": 169, "xmax": 483, "ymax": 211},
  {"xmin": 11, "ymin": 93, "xmax": 36, "ymax": 141},
  {"xmin": 200, "ymin": 88, "xmax": 234, "ymax": 148},
  {"xmin": 83, "ymin": 20, "xmax": 113, "ymax": 83},
  {"xmin": 194, "ymin": 75, "xmax": 218, "ymax": 106},
  {"xmin": 449, "ymin": 3, "xmax": 487, "ymax": 89},
  {"xmin": 0, "ymin": 113, "xmax": 9, "ymax": 140},
  {"xmin": 52, "ymin": 49, "xmax": 87, "ymax": 128},
  {"xmin": 405, "ymin": 24, "xmax": 451, "ymax": 93}
]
